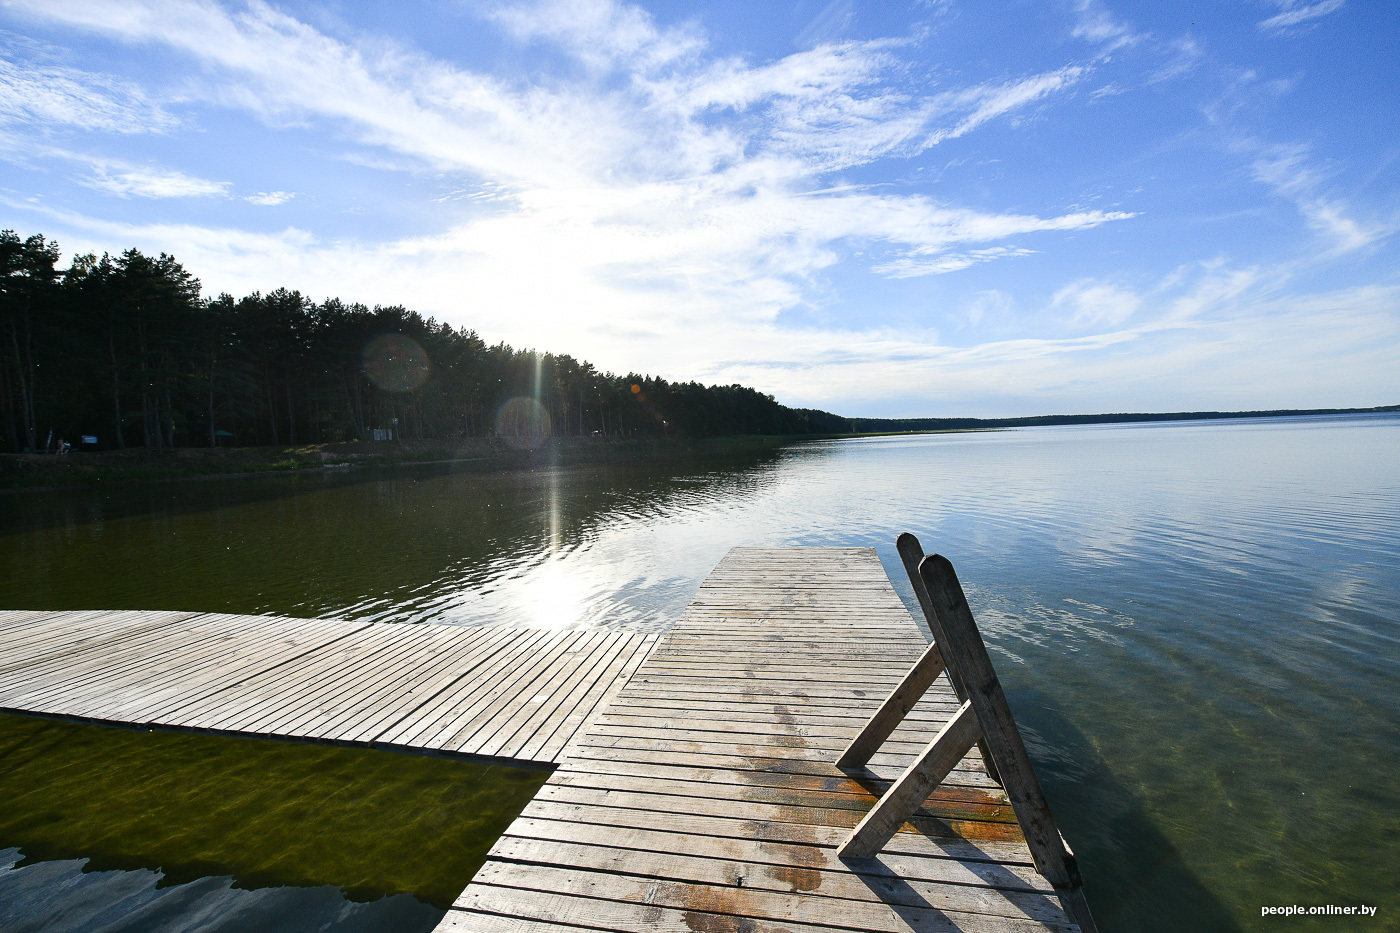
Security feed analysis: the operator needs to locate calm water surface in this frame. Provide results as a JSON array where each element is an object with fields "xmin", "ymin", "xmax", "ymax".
[{"xmin": 3, "ymin": 413, "xmax": 1397, "ymax": 931}]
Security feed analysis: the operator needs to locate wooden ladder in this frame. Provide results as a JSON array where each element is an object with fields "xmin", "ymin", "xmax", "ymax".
[{"xmin": 835, "ymin": 533, "xmax": 1099, "ymax": 933}]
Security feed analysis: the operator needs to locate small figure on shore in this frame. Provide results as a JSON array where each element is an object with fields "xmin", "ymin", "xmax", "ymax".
[{"xmin": 57, "ymin": 438, "xmax": 69, "ymax": 455}]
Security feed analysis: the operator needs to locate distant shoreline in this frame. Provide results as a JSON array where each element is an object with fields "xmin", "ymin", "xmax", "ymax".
[
  {"xmin": 0, "ymin": 434, "xmax": 823, "ymax": 493},
  {"xmin": 3, "ymin": 406, "xmax": 1394, "ymax": 493},
  {"xmin": 847, "ymin": 404, "xmax": 1400, "ymax": 434}
]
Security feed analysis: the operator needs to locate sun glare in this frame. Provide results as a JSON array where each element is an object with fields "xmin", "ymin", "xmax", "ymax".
[{"xmin": 528, "ymin": 559, "xmax": 588, "ymax": 630}]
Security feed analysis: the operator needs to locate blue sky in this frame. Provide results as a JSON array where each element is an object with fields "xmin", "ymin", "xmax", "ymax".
[{"xmin": 1, "ymin": 0, "xmax": 1396, "ymax": 417}]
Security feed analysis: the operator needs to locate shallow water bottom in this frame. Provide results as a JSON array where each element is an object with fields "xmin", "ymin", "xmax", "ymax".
[{"xmin": 0, "ymin": 713, "xmax": 549, "ymax": 932}]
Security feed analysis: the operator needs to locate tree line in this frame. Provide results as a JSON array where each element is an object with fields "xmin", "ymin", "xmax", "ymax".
[{"xmin": 0, "ymin": 230, "xmax": 851, "ymax": 452}]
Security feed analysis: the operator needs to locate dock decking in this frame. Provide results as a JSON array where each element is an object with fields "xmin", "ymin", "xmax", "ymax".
[
  {"xmin": 1, "ymin": 546, "xmax": 1086, "ymax": 931},
  {"xmin": 0, "ymin": 610, "xmax": 656, "ymax": 766},
  {"xmin": 439, "ymin": 546, "xmax": 1082, "ymax": 932}
]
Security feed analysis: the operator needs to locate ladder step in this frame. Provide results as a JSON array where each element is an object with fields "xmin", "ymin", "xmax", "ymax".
[
  {"xmin": 836, "ymin": 638, "xmax": 945, "ymax": 769},
  {"xmin": 837, "ymin": 698, "xmax": 981, "ymax": 859}
]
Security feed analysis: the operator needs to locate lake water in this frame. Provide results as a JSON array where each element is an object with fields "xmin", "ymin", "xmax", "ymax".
[{"xmin": 2, "ymin": 413, "xmax": 1397, "ymax": 931}]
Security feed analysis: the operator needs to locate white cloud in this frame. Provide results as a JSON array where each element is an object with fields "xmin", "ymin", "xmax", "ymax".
[
  {"xmin": 794, "ymin": 0, "xmax": 855, "ymax": 50},
  {"xmin": 962, "ymin": 289, "xmax": 1013, "ymax": 326},
  {"xmin": 1052, "ymin": 280, "xmax": 1141, "ymax": 326},
  {"xmin": 1071, "ymin": 0, "xmax": 1143, "ymax": 50},
  {"xmin": 704, "ymin": 268, "xmax": 1400, "ymax": 414},
  {"xmin": 924, "ymin": 67, "xmax": 1086, "ymax": 146},
  {"xmin": 873, "ymin": 246, "xmax": 1034, "ymax": 278},
  {"xmin": 3, "ymin": 0, "xmax": 1120, "ymax": 300},
  {"xmin": 0, "ymin": 58, "xmax": 177, "ymax": 133},
  {"xmin": 1258, "ymin": 0, "xmax": 1346, "ymax": 35},
  {"xmin": 245, "ymin": 190, "xmax": 293, "ymax": 206},
  {"xmin": 486, "ymin": 0, "xmax": 705, "ymax": 72},
  {"xmin": 82, "ymin": 161, "xmax": 230, "ymax": 199},
  {"xmin": 1249, "ymin": 143, "xmax": 1389, "ymax": 253}
]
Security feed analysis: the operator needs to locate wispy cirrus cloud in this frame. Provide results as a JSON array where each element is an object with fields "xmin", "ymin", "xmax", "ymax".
[
  {"xmin": 1052, "ymin": 280, "xmax": 1141, "ymax": 326},
  {"xmin": 244, "ymin": 190, "xmax": 293, "ymax": 206},
  {"xmin": 874, "ymin": 246, "xmax": 1035, "ymax": 279},
  {"xmin": 3, "ymin": 0, "xmax": 1112, "ymax": 293},
  {"xmin": 1248, "ymin": 142, "xmax": 1389, "ymax": 253},
  {"xmin": 1071, "ymin": 0, "xmax": 1144, "ymax": 51},
  {"xmin": 80, "ymin": 160, "xmax": 230, "ymax": 199},
  {"xmin": 1257, "ymin": 0, "xmax": 1346, "ymax": 35},
  {"xmin": 0, "ymin": 143, "xmax": 290, "ymax": 204},
  {"xmin": 0, "ymin": 57, "xmax": 177, "ymax": 133},
  {"xmin": 485, "ymin": 0, "xmax": 705, "ymax": 71},
  {"xmin": 924, "ymin": 67, "xmax": 1086, "ymax": 146}
]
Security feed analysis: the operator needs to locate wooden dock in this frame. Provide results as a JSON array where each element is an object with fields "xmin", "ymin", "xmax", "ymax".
[
  {"xmin": 1, "ymin": 546, "xmax": 1089, "ymax": 930},
  {"xmin": 438, "ymin": 547, "xmax": 1084, "ymax": 932},
  {"xmin": 0, "ymin": 610, "xmax": 656, "ymax": 766}
]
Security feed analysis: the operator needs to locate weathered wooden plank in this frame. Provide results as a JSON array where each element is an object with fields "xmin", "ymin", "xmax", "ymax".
[
  {"xmin": 547, "ymin": 769, "xmax": 1016, "ymax": 825},
  {"xmin": 530, "ymin": 783, "xmax": 1011, "ymax": 843},
  {"xmin": 837, "ymin": 638, "xmax": 947, "ymax": 769},
  {"xmin": 64, "ymin": 615, "xmax": 350, "ymax": 721},
  {"xmin": 423, "ymin": 630, "xmax": 592, "ymax": 751},
  {"xmin": 139, "ymin": 616, "xmax": 412, "ymax": 727},
  {"xmin": 176, "ymin": 623, "xmax": 427, "ymax": 732},
  {"xmin": 517, "ymin": 798, "xmax": 1033, "ymax": 864},
  {"xmin": 498, "ymin": 816, "xmax": 1053, "ymax": 891},
  {"xmin": 596, "ymin": 704, "xmax": 963, "ymax": 736},
  {"xmin": 0, "ymin": 611, "xmax": 651, "ymax": 766},
  {"xmin": 0, "ymin": 610, "xmax": 193, "ymax": 676},
  {"xmin": 0, "ymin": 610, "xmax": 195, "ymax": 675},
  {"xmin": 593, "ymin": 695, "xmax": 962, "ymax": 723},
  {"xmin": 496, "ymin": 631, "xmax": 631, "ymax": 761},
  {"xmin": 493, "ymin": 632, "xmax": 636, "ymax": 760},
  {"xmin": 0, "ymin": 613, "xmax": 216, "ymax": 707},
  {"xmin": 463, "ymin": 863, "xmax": 1076, "ymax": 933},
  {"xmin": 553, "ymin": 757, "xmax": 997, "ymax": 806},
  {"xmin": 449, "ymin": 630, "xmax": 604, "ymax": 756},
  {"xmin": 378, "ymin": 628, "xmax": 560, "ymax": 749},
  {"xmin": 562, "ymin": 745, "xmax": 999, "ymax": 792},
  {"xmin": 341, "ymin": 627, "xmax": 525, "ymax": 743},
  {"xmin": 571, "ymin": 732, "xmax": 991, "ymax": 777},
  {"xmin": 254, "ymin": 624, "xmax": 453, "ymax": 737},
  {"xmin": 117, "ymin": 613, "xmax": 375, "ymax": 722},
  {"xmin": 536, "ymin": 632, "xmax": 657, "ymax": 762},
  {"xmin": 486, "ymin": 837, "xmax": 1064, "ymax": 921}
]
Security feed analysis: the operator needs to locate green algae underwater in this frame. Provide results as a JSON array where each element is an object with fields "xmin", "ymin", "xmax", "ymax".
[{"xmin": 0, "ymin": 712, "xmax": 547, "ymax": 921}]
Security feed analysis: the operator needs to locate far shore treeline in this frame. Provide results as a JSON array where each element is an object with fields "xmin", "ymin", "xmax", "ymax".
[
  {"xmin": 4, "ymin": 230, "xmax": 1393, "ymax": 455},
  {"xmin": 0, "ymin": 231, "xmax": 849, "ymax": 452}
]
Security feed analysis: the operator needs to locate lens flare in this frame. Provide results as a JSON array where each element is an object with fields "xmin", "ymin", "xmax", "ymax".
[
  {"xmin": 495, "ymin": 397, "xmax": 552, "ymax": 449},
  {"xmin": 362, "ymin": 335, "xmax": 430, "ymax": 392}
]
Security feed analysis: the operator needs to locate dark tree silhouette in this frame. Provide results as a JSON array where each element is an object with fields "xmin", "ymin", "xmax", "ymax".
[{"xmin": 0, "ymin": 229, "xmax": 851, "ymax": 451}]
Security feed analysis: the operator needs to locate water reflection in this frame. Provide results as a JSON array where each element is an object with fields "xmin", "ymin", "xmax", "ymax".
[
  {"xmin": 0, "ymin": 851, "xmax": 441, "ymax": 933},
  {"xmin": 0, "ymin": 445, "xmax": 797, "ymax": 632}
]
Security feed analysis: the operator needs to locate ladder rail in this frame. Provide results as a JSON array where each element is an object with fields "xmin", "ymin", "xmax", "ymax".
[{"xmin": 833, "ymin": 535, "xmax": 1098, "ymax": 933}]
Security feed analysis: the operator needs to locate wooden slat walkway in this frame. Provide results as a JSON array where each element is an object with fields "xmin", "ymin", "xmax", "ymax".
[
  {"xmin": 0, "ymin": 610, "xmax": 656, "ymax": 767},
  {"xmin": 439, "ymin": 546, "xmax": 1081, "ymax": 932}
]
